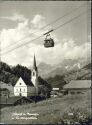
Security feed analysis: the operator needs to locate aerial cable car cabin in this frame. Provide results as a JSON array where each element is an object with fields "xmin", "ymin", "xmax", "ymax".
[{"xmin": 43, "ymin": 29, "xmax": 55, "ymax": 48}]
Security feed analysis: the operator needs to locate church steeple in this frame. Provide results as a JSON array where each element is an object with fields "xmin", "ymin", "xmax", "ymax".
[
  {"xmin": 33, "ymin": 54, "xmax": 37, "ymax": 71},
  {"xmin": 31, "ymin": 54, "xmax": 38, "ymax": 90}
]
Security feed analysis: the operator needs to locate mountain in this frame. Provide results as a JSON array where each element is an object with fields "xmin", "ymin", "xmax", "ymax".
[
  {"xmin": 82, "ymin": 63, "xmax": 91, "ymax": 69},
  {"xmin": 63, "ymin": 62, "xmax": 91, "ymax": 83},
  {"xmin": 38, "ymin": 59, "xmax": 78, "ymax": 78},
  {"xmin": 46, "ymin": 62, "xmax": 91, "ymax": 89},
  {"xmin": 38, "ymin": 58, "xmax": 91, "ymax": 79},
  {"xmin": 38, "ymin": 63, "xmax": 55, "ymax": 78}
]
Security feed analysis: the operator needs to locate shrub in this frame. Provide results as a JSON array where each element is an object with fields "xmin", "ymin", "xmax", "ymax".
[{"xmin": 62, "ymin": 107, "xmax": 90, "ymax": 125}]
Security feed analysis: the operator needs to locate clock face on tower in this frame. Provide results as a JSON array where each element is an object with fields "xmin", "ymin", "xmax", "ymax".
[{"xmin": 32, "ymin": 71, "xmax": 35, "ymax": 76}]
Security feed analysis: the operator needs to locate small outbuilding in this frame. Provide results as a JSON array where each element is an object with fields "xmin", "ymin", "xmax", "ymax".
[{"xmin": 0, "ymin": 96, "xmax": 34, "ymax": 108}]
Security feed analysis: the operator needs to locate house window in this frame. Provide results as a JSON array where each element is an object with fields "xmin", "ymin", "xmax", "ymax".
[
  {"xmin": 20, "ymin": 88, "xmax": 21, "ymax": 92},
  {"xmin": 70, "ymin": 91, "xmax": 75, "ymax": 94},
  {"xmin": 77, "ymin": 91, "xmax": 81, "ymax": 94}
]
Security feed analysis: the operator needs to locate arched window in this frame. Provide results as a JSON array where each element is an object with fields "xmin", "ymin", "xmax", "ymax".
[{"xmin": 33, "ymin": 72, "xmax": 35, "ymax": 76}]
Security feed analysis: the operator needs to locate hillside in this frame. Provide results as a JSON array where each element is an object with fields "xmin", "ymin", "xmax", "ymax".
[
  {"xmin": 0, "ymin": 92, "xmax": 91, "ymax": 124},
  {"xmin": 0, "ymin": 62, "xmax": 51, "ymax": 95},
  {"xmin": 0, "ymin": 62, "xmax": 32, "ymax": 86}
]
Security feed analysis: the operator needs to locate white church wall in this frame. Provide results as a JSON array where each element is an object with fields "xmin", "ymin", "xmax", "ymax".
[
  {"xmin": 31, "ymin": 77, "xmax": 36, "ymax": 86},
  {"xmin": 27, "ymin": 86, "xmax": 36, "ymax": 96}
]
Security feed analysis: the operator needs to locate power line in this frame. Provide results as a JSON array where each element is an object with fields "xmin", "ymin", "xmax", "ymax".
[
  {"xmin": 54, "ymin": 10, "xmax": 87, "ymax": 31},
  {"xmin": 1, "ymin": 35, "xmax": 43, "ymax": 55},
  {"xmin": 2, "ymin": 3, "xmax": 86, "ymax": 51},
  {"xmin": 1, "ymin": 10, "xmax": 87, "ymax": 56},
  {"xmin": 20, "ymin": 10, "xmax": 88, "ymax": 50}
]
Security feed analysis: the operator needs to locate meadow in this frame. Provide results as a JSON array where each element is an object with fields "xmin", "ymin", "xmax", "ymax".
[{"xmin": 0, "ymin": 92, "xmax": 91, "ymax": 124}]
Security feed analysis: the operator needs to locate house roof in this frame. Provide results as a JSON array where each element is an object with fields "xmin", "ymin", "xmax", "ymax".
[
  {"xmin": 63, "ymin": 80, "xmax": 91, "ymax": 89},
  {"xmin": 15, "ymin": 77, "xmax": 33, "ymax": 87},
  {"xmin": 0, "ymin": 88, "xmax": 10, "ymax": 92},
  {"xmin": 52, "ymin": 88, "xmax": 59, "ymax": 90},
  {"xmin": 0, "ymin": 82, "xmax": 14, "ymax": 92},
  {"xmin": 0, "ymin": 96, "xmax": 34, "ymax": 104}
]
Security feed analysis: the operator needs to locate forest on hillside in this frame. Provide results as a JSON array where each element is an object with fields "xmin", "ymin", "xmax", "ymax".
[
  {"xmin": 0, "ymin": 62, "xmax": 31, "ymax": 86},
  {"xmin": 0, "ymin": 62, "xmax": 51, "ymax": 89}
]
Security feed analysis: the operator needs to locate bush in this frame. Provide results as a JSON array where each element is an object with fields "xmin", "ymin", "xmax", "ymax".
[{"xmin": 62, "ymin": 107, "xmax": 90, "ymax": 125}]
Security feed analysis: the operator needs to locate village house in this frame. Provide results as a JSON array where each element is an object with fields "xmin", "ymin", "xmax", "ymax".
[
  {"xmin": 0, "ymin": 96, "xmax": 34, "ymax": 108},
  {"xmin": 14, "ymin": 54, "xmax": 39, "ymax": 97},
  {"xmin": 0, "ymin": 82, "xmax": 14, "ymax": 97},
  {"xmin": 0, "ymin": 88, "xmax": 10, "ymax": 98},
  {"xmin": 63, "ymin": 80, "xmax": 91, "ymax": 95}
]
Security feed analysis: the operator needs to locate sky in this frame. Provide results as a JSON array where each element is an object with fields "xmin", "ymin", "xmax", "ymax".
[{"xmin": 0, "ymin": 1, "xmax": 91, "ymax": 67}]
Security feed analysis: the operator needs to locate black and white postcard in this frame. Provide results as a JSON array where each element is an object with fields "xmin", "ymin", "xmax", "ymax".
[{"xmin": 0, "ymin": 1, "xmax": 91, "ymax": 124}]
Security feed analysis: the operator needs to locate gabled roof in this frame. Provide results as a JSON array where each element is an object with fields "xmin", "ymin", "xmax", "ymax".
[
  {"xmin": 15, "ymin": 77, "xmax": 33, "ymax": 87},
  {"xmin": 63, "ymin": 80, "xmax": 91, "ymax": 89},
  {"xmin": 15, "ymin": 77, "xmax": 26, "ymax": 86}
]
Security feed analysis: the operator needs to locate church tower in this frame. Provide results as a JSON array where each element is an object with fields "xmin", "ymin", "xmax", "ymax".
[{"xmin": 31, "ymin": 54, "xmax": 38, "ymax": 93}]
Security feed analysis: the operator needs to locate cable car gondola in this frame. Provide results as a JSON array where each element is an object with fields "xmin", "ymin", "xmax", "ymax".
[{"xmin": 43, "ymin": 29, "xmax": 55, "ymax": 48}]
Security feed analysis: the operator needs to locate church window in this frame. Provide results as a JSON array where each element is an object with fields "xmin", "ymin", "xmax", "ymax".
[{"xmin": 33, "ymin": 72, "xmax": 35, "ymax": 76}]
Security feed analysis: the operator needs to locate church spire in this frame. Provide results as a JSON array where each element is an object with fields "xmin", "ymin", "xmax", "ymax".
[
  {"xmin": 31, "ymin": 54, "xmax": 38, "ymax": 89},
  {"xmin": 33, "ymin": 54, "xmax": 37, "ymax": 70}
]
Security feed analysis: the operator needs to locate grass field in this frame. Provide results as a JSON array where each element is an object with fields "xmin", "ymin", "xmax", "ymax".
[{"xmin": 0, "ymin": 92, "xmax": 91, "ymax": 124}]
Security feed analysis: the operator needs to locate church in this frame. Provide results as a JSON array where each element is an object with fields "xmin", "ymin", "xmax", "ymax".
[{"xmin": 14, "ymin": 54, "xmax": 38, "ymax": 97}]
